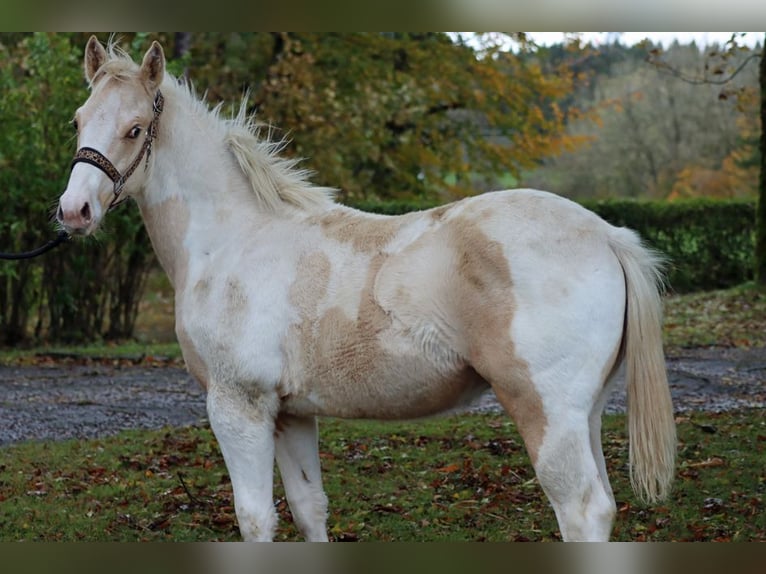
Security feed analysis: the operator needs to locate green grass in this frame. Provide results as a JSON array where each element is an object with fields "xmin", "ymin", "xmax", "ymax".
[
  {"xmin": 1, "ymin": 411, "xmax": 763, "ymax": 541},
  {"xmin": 0, "ymin": 341, "xmax": 182, "ymax": 367},
  {"xmin": 663, "ymin": 282, "xmax": 766, "ymax": 350}
]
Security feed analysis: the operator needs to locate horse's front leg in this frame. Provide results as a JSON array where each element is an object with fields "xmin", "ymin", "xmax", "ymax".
[
  {"xmin": 275, "ymin": 414, "xmax": 329, "ymax": 541},
  {"xmin": 207, "ymin": 383, "xmax": 279, "ymax": 541}
]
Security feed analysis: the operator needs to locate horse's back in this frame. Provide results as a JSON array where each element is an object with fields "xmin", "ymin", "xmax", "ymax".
[{"xmin": 379, "ymin": 189, "xmax": 626, "ymax": 357}]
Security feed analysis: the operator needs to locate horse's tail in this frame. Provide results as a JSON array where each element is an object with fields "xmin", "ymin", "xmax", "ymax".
[{"xmin": 608, "ymin": 227, "xmax": 676, "ymax": 504}]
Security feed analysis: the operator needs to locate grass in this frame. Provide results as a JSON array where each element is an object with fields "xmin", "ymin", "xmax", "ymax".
[
  {"xmin": 663, "ymin": 282, "xmax": 766, "ymax": 350},
  {"xmin": 0, "ymin": 341, "xmax": 183, "ymax": 366},
  {"xmin": 0, "ymin": 411, "xmax": 763, "ymax": 541}
]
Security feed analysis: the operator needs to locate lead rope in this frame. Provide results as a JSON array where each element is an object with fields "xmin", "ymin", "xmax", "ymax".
[{"xmin": 0, "ymin": 230, "xmax": 70, "ymax": 260}]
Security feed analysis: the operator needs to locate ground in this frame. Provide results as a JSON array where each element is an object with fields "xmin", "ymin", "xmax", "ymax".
[{"xmin": 1, "ymin": 346, "xmax": 764, "ymax": 445}]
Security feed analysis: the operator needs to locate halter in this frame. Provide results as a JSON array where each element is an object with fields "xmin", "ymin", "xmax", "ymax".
[{"xmin": 70, "ymin": 90, "xmax": 164, "ymax": 211}]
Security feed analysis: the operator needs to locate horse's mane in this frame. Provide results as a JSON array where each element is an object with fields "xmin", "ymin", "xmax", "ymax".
[{"xmin": 97, "ymin": 41, "xmax": 337, "ymax": 215}]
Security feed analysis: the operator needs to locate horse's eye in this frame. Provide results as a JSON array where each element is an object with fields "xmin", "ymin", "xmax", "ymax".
[{"xmin": 127, "ymin": 125, "xmax": 142, "ymax": 139}]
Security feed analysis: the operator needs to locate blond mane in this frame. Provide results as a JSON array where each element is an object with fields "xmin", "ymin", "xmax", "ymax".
[{"xmin": 96, "ymin": 40, "xmax": 337, "ymax": 215}]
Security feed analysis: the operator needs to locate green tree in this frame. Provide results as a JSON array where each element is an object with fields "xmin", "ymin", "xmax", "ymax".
[
  {"xmin": 0, "ymin": 33, "xmax": 82, "ymax": 343},
  {"xmin": 757, "ymin": 37, "xmax": 766, "ymax": 287},
  {"xmin": 0, "ymin": 33, "xmax": 155, "ymax": 344}
]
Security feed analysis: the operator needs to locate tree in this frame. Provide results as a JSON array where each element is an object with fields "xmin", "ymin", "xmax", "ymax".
[
  {"xmin": 523, "ymin": 40, "xmax": 758, "ymax": 201},
  {"xmin": 181, "ymin": 33, "xmax": 581, "ymax": 202},
  {"xmin": 646, "ymin": 34, "xmax": 766, "ymax": 286},
  {"xmin": 757, "ymin": 38, "xmax": 766, "ymax": 287}
]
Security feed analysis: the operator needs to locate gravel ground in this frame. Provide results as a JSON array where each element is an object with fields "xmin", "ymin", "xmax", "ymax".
[
  {"xmin": 0, "ymin": 364, "xmax": 206, "ymax": 446},
  {"xmin": 1, "ymin": 347, "xmax": 764, "ymax": 445}
]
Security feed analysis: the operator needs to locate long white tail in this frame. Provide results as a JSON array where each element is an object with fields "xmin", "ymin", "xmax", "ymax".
[{"xmin": 609, "ymin": 228, "xmax": 676, "ymax": 504}]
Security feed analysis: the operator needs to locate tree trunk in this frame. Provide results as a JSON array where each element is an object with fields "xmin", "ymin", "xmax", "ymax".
[
  {"xmin": 756, "ymin": 35, "xmax": 766, "ymax": 286},
  {"xmin": 173, "ymin": 32, "xmax": 192, "ymax": 79}
]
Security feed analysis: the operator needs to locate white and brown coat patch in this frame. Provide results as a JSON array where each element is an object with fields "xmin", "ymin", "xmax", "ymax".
[{"xmin": 279, "ymin": 204, "xmax": 543, "ymax": 447}]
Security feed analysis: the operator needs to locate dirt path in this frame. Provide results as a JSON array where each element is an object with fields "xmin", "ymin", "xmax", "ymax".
[{"xmin": 1, "ymin": 347, "xmax": 765, "ymax": 445}]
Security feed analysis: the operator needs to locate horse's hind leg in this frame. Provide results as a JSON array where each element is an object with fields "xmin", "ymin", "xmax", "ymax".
[
  {"xmin": 274, "ymin": 414, "xmax": 329, "ymax": 541},
  {"xmin": 589, "ymin": 373, "xmax": 622, "ymax": 504},
  {"xmin": 493, "ymin": 383, "xmax": 616, "ymax": 542},
  {"xmin": 534, "ymin": 412, "xmax": 616, "ymax": 541},
  {"xmin": 207, "ymin": 384, "xmax": 279, "ymax": 541}
]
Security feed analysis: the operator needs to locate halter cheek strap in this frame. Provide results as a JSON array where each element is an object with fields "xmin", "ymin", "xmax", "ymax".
[{"xmin": 70, "ymin": 90, "xmax": 164, "ymax": 211}]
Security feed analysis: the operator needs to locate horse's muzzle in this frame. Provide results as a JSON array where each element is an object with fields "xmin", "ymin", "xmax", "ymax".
[{"xmin": 56, "ymin": 197, "xmax": 96, "ymax": 236}]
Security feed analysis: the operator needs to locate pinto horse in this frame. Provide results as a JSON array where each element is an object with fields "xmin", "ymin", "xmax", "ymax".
[{"xmin": 57, "ymin": 37, "xmax": 675, "ymax": 541}]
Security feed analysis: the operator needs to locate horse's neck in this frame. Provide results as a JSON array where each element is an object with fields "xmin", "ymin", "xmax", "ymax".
[{"xmin": 136, "ymin": 108, "xmax": 265, "ymax": 290}]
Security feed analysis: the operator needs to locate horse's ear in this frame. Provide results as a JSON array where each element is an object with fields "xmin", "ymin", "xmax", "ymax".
[
  {"xmin": 140, "ymin": 41, "xmax": 165, "ymax": 91},
  {"xmin": 84, "ymin": 35, "xmax": 106, "ymax": 84}
]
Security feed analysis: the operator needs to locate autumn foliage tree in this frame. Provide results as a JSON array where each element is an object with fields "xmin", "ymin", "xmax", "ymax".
[
  {"xmin": 180, "ymin": 32, "xmax": 580, "ymax": 201},
  {"xmin": 526, "ymin": 38, "xmax": 761, "ymax": 202}
]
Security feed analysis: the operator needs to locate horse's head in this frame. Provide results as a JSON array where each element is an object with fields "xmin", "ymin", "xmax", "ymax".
[{"xmin": 57, "ymin": 36, "xmax": 165, "ymax": 236}]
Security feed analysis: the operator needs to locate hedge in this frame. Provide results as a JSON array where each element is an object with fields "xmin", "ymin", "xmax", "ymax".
[{"xmin": 349, "ymin": 197, "xmax": 756, "ymax": 294}]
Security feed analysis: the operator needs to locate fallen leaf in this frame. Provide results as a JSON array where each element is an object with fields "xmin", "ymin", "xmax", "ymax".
[{"xmin": 686, "ymin": 457, "xmax": 725, "ymax": 468}]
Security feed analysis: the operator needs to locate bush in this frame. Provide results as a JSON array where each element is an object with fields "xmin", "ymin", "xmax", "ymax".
[
  {"xmin": 349, "ymin": 197, "xmax": 756, "ymax": 294},
  {"xmin": 584, "ymin": 199, "xmax": 755, "ymax": 293}
]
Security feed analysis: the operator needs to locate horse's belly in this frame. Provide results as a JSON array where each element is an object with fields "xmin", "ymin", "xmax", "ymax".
[{"xmin": 281, "ymin": 355, "xmax": 490, "ymax": 420}]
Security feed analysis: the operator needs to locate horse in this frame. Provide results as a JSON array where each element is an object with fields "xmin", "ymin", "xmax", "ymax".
[{"xmin": 56, "ymin": 36, "xmax": 676, "ymax": 542}]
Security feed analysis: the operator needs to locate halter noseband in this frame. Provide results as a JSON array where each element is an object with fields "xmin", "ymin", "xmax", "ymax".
[{"xmin": 70, "ymin": 90, "xmax": 164, "ymax": 211}]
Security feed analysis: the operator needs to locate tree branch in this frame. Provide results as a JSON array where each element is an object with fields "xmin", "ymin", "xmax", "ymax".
[
  {"xmin": 385, "ymin": 101, "xmax": 465, "ymax": 135},
  {"xmin": 647, "ymin": 52, "xmax": 761, "ymax": 86}
]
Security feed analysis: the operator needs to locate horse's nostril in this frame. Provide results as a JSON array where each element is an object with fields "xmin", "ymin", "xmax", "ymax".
[
  {"xmin": 80, "ymin": 202, "xmax": 91, "ymax": 222},
  {"xmin": 56, "ymin": 204, "xmax": 64, "ymax": 222}
]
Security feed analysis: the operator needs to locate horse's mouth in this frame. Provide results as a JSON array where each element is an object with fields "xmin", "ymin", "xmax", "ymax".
[{"xmin": 56, "ymin": 219, "xmax": 98, "ymax": 238}]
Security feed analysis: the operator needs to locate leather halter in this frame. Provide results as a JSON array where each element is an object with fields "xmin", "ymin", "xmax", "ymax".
[{"xmin": 70, "ymin": 90, "xmax": 164, "ymax": 211}]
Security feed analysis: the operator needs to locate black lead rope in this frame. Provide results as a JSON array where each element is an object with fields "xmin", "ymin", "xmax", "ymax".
[{"xmin": 0, "ymin": 230, "xmax": 70, "ymax": 260}]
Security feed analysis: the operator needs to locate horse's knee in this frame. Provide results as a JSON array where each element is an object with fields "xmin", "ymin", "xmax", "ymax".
[
  {"xmin": 206, "ymin": 384, "xmax": 280, "ymax": 541},
  {"xmin": 290, "ymin": 487, "xmax": 329, "ymax": 542},
  {"xmin": 236, "ymin": 501, "xmax": 278, "ymax": 542}
]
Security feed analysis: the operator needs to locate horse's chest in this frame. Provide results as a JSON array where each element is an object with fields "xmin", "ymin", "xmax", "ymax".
[{"xmin": 176, "ymin": 272, "xmax": 291, "ymax": 386}]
